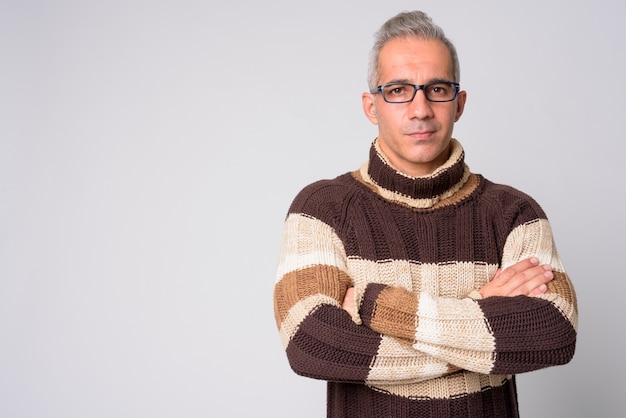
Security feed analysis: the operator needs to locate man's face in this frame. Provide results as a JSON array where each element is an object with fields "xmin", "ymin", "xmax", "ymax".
[{"xmin": 362, "ymin": 37, "xmax": 466, "ymax": 177}]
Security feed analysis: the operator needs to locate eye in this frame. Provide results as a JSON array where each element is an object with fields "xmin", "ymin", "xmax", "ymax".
[
  {"xmin": 387, "ymin": 85, "xmax": 409, "ymax": 96},
  {"xmin": 428, "ymin": 84, "xmax": 449, "ymax": 96}
]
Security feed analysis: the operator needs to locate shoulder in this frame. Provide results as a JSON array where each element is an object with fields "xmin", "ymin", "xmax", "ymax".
[
  {"xmin": 478, "ymin": 176, "xmax": 547, "ymax": 222},
  {"xmin": 287, "ymin": 172, "xmax": 360, "ymax": 218}
]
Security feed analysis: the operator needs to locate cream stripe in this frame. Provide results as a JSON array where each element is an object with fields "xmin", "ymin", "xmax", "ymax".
[
  {"xmin": 412, "ymin": 293, "xmax": 496, "ymax": 373},
  {"xmin": 500, "ymin": 219, "xmax": 578, "ymax": 327},
  {"xmin": 415, "ymin": 293, "xmax": 495, "ymax": 349},
  {"xmin": 368, "ymin": 370, "xmax": 512, "ymax": 400},
  {"xmin": 412, "ymin": 341, "xmax": 496, "ymax": 374},
  {"xmin": 347, "ymin": 258, "xmax": 497, "ymax": 297},
  {"xmin": 347, "ymin": 258, "xmax": 497, "ymax": 327},
  {"xmin": 500, "ymin": 218, "xmax": 565, "ymax": 272},
  {"xmin": 276, "ymin": 213, "xmax": 348, "ymax": 282},
  {"xmin": 366, "ymin": 335, "xmax": 450, "ymax": 384},
  {"xmin": 277, "ymin": 251, "xmax": 348, "ymax": 280}
]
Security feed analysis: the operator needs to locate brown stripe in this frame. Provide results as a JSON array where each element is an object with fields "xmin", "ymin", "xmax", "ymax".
[
  {"xmin": 478, "ymin": 295, "xmax": 577, "ymax": 374},
  {"xmin": 326, "ymin": 178, "xmax": 503, "ymax": 265},
  {"xmin": 328, "ymin": 376, "xmax": 518, "ymax": 417},
  {"xmin": 367, "ymin": 138, "xmax": 467, "ymax": 200},
  {"xmin": 286, "ymin": 305, "xmax": 382, "ymax": 382},
  {"xmin": 353, "ymin": 167, "xmax": 480, "ymax": 212}
]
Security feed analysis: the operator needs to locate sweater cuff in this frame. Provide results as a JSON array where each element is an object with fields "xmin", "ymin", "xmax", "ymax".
[
  {"xmin": 467, "ymin": 289, "xmax": 483, "ymax": 300},
  {"xmin": 359, "ymin": 283, "xmax": 387, "ymax": 328}
]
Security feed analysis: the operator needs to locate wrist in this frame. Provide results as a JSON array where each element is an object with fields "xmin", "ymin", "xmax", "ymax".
[{"xmin": 360, "ymin": 283, "xmax": 387, "ymax": 327}]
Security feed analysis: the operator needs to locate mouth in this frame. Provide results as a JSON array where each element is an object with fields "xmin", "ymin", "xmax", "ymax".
[{"xmin": 407, "ymin": 130, "xmax": 435, "ymax": 140}]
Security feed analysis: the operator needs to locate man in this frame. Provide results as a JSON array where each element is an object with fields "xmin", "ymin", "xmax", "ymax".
[{"xmin": 273, "ymin": 10, "xmax": 577, "ymax": 418}]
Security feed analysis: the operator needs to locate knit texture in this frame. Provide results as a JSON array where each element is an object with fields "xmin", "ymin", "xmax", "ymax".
[{"xmin": 273, "ymin": 139, "xmax": 578, "ymax": 418}]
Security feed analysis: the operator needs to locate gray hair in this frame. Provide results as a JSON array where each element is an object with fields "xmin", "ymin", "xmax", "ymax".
[{"xmin": 367, "ymin": 11, "xmax": 461, "ymax": 91}]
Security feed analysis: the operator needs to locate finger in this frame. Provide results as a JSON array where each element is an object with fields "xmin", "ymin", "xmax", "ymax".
[
  {"xmin": 510, "ymin": 257, "xmax": 540, "ymax": 273},
  {"xmin": 342, "ymin": 287, "xmax": 354, "ymax": 311},
  {"xmin": 492, "ymin": 258, "xmax": 539, "ymax": 285},
  {"xmin": 510, "ymin": 268, "xmax": 554, "ymax": 296},
  {"xmin": 528, "ymin": 283, "xmax": 548, "ymax": 297},
  {"xmin": 495, "ymin": 263, "xmax": 552, "ymax": 296}
]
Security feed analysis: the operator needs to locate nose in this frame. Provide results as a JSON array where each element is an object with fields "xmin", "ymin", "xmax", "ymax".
[{"xmin": 408, "ymin": 89, "xmax": 434, "ymax": 119}]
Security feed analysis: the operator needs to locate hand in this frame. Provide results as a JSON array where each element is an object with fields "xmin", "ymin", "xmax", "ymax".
[
  {"xmin": 342, "ymin": 287, "xmax": 355, "ymax": 313},
  {"xmin": 480, "ymin": 257, "xmax": 553, "ymax": 298}
]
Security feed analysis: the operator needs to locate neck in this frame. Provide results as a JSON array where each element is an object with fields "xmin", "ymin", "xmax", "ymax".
[
  {"xmin": 355, "ymin": 138, "xmax": 472, "ymax": 209},
  {"xmin": 378, "ymin": 141, "xmax": 451, "ymax": 177}
]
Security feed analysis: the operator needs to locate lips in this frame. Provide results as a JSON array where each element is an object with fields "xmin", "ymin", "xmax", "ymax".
[
  {"xmin": 407, "ymin": 130, "xmax": 435, "ymax": 140},
  {"xmin": 405, "ymin": 124, "xmax": 438, "ymax": 140}
]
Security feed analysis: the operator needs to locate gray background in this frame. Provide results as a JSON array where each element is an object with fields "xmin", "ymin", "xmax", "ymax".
[{"xmin": 1, "ymin": 0, "xmax": 623, "ymax": 417}]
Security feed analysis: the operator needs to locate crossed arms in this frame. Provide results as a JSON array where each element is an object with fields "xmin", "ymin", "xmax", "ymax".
[
  {"xmin": 274, "ymin": 210, "xmax": 578, "ymax": 384},
  {"xmin": 343, "ymin": 256, "xmax": 555, "ymax": 312}
]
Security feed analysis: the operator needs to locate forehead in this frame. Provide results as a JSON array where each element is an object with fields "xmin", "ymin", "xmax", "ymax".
[{"xmin": 377, "ymin": 37, "xmax": 454, "ymax": 83}]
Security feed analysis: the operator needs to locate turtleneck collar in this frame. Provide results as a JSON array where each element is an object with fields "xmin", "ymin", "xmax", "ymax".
[{"xmin": 355, "ymin": 138, "xmax": 473, "ymax": 209}]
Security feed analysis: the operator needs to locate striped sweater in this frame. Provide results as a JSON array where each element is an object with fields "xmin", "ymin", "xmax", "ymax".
[{"xmin": 273, "ymin": 138, "xmax": 578, "ymax": 418}]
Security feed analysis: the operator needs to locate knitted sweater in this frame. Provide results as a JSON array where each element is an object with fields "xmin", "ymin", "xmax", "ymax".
[{"xmin": 273, "ymin": 139, "xmax": 578, "ymax": 418}]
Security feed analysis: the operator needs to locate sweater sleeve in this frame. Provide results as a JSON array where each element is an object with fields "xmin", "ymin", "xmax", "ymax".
[
  {"xmin": 274, "ymin": 212, "xmax": 461, "ymax": 385},
  {"xmin": 358, "ymin": 217, "xmax": 578, "ymax": 375}
]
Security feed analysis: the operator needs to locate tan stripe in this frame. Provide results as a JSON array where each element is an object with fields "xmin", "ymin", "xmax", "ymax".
[
  {"xmin": 274, "ymin": 265, "xmax": 352, "ymax": 326},
  {"xmin": 431, "ymin": 171, "xmax": 481, "ymax": 210},
  {"xmin": 547, "ymin": 270, "xmax": 578, "ymax": 314},
  {"xmin": 368, "ymin": 370, "xmax": 512, "ymax": 400},
  {"xmin": 370, "ymin": 286, "xmax": 420, "ymax": 341},
  {"xmin": 537, "ymin": 270, "xmax": 578, "ymax": 330}
]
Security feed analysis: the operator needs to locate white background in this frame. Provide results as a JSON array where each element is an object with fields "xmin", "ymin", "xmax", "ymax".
[{"xmin": 1, "ymin": 0, "xmax": 624, "ymax": 417}]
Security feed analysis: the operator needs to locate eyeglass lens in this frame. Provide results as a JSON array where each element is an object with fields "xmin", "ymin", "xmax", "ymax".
[{"xmin": 381, "ymin": 83, "xmax": 457, "ymax": 103}]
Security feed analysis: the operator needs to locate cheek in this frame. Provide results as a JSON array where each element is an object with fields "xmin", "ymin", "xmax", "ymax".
[
  {"xmin": 453, "ymin": 108, "xmax": 461, "ymax": 123},
  {"xmin": 378, "ymin": 108, "xmax": 404, "ymax": 129},
  {"xmin": 377, "ymin": 116, "xmax": 398, "ymax": 137},
  {"xmin": 440, "ymin": 108, "xmax": 459, "ymax": 127}
]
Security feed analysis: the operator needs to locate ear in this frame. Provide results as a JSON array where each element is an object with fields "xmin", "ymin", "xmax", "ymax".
[
  {"xmin": 362, "ymin": 92, "xmax": 379, "ymax": 124},
  {"xmin": 454, "ymin": 90, "xmax": 467, "ymax": 122}
]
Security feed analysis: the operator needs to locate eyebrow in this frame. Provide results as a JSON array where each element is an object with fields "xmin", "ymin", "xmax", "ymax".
[{"xmin": 382, "ymin": 77, "xmax": 455, "ymax": 86}]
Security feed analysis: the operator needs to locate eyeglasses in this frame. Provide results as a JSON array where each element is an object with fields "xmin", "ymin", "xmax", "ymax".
[{"xmin": 373, "ymin": 81, "xmax": 460, "ymax": 103}]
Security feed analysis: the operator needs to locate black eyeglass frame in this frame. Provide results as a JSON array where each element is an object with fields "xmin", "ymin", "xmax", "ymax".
[{"xmin": 373, "ymin": 81, "xmax": 461, "ymax": 103}]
